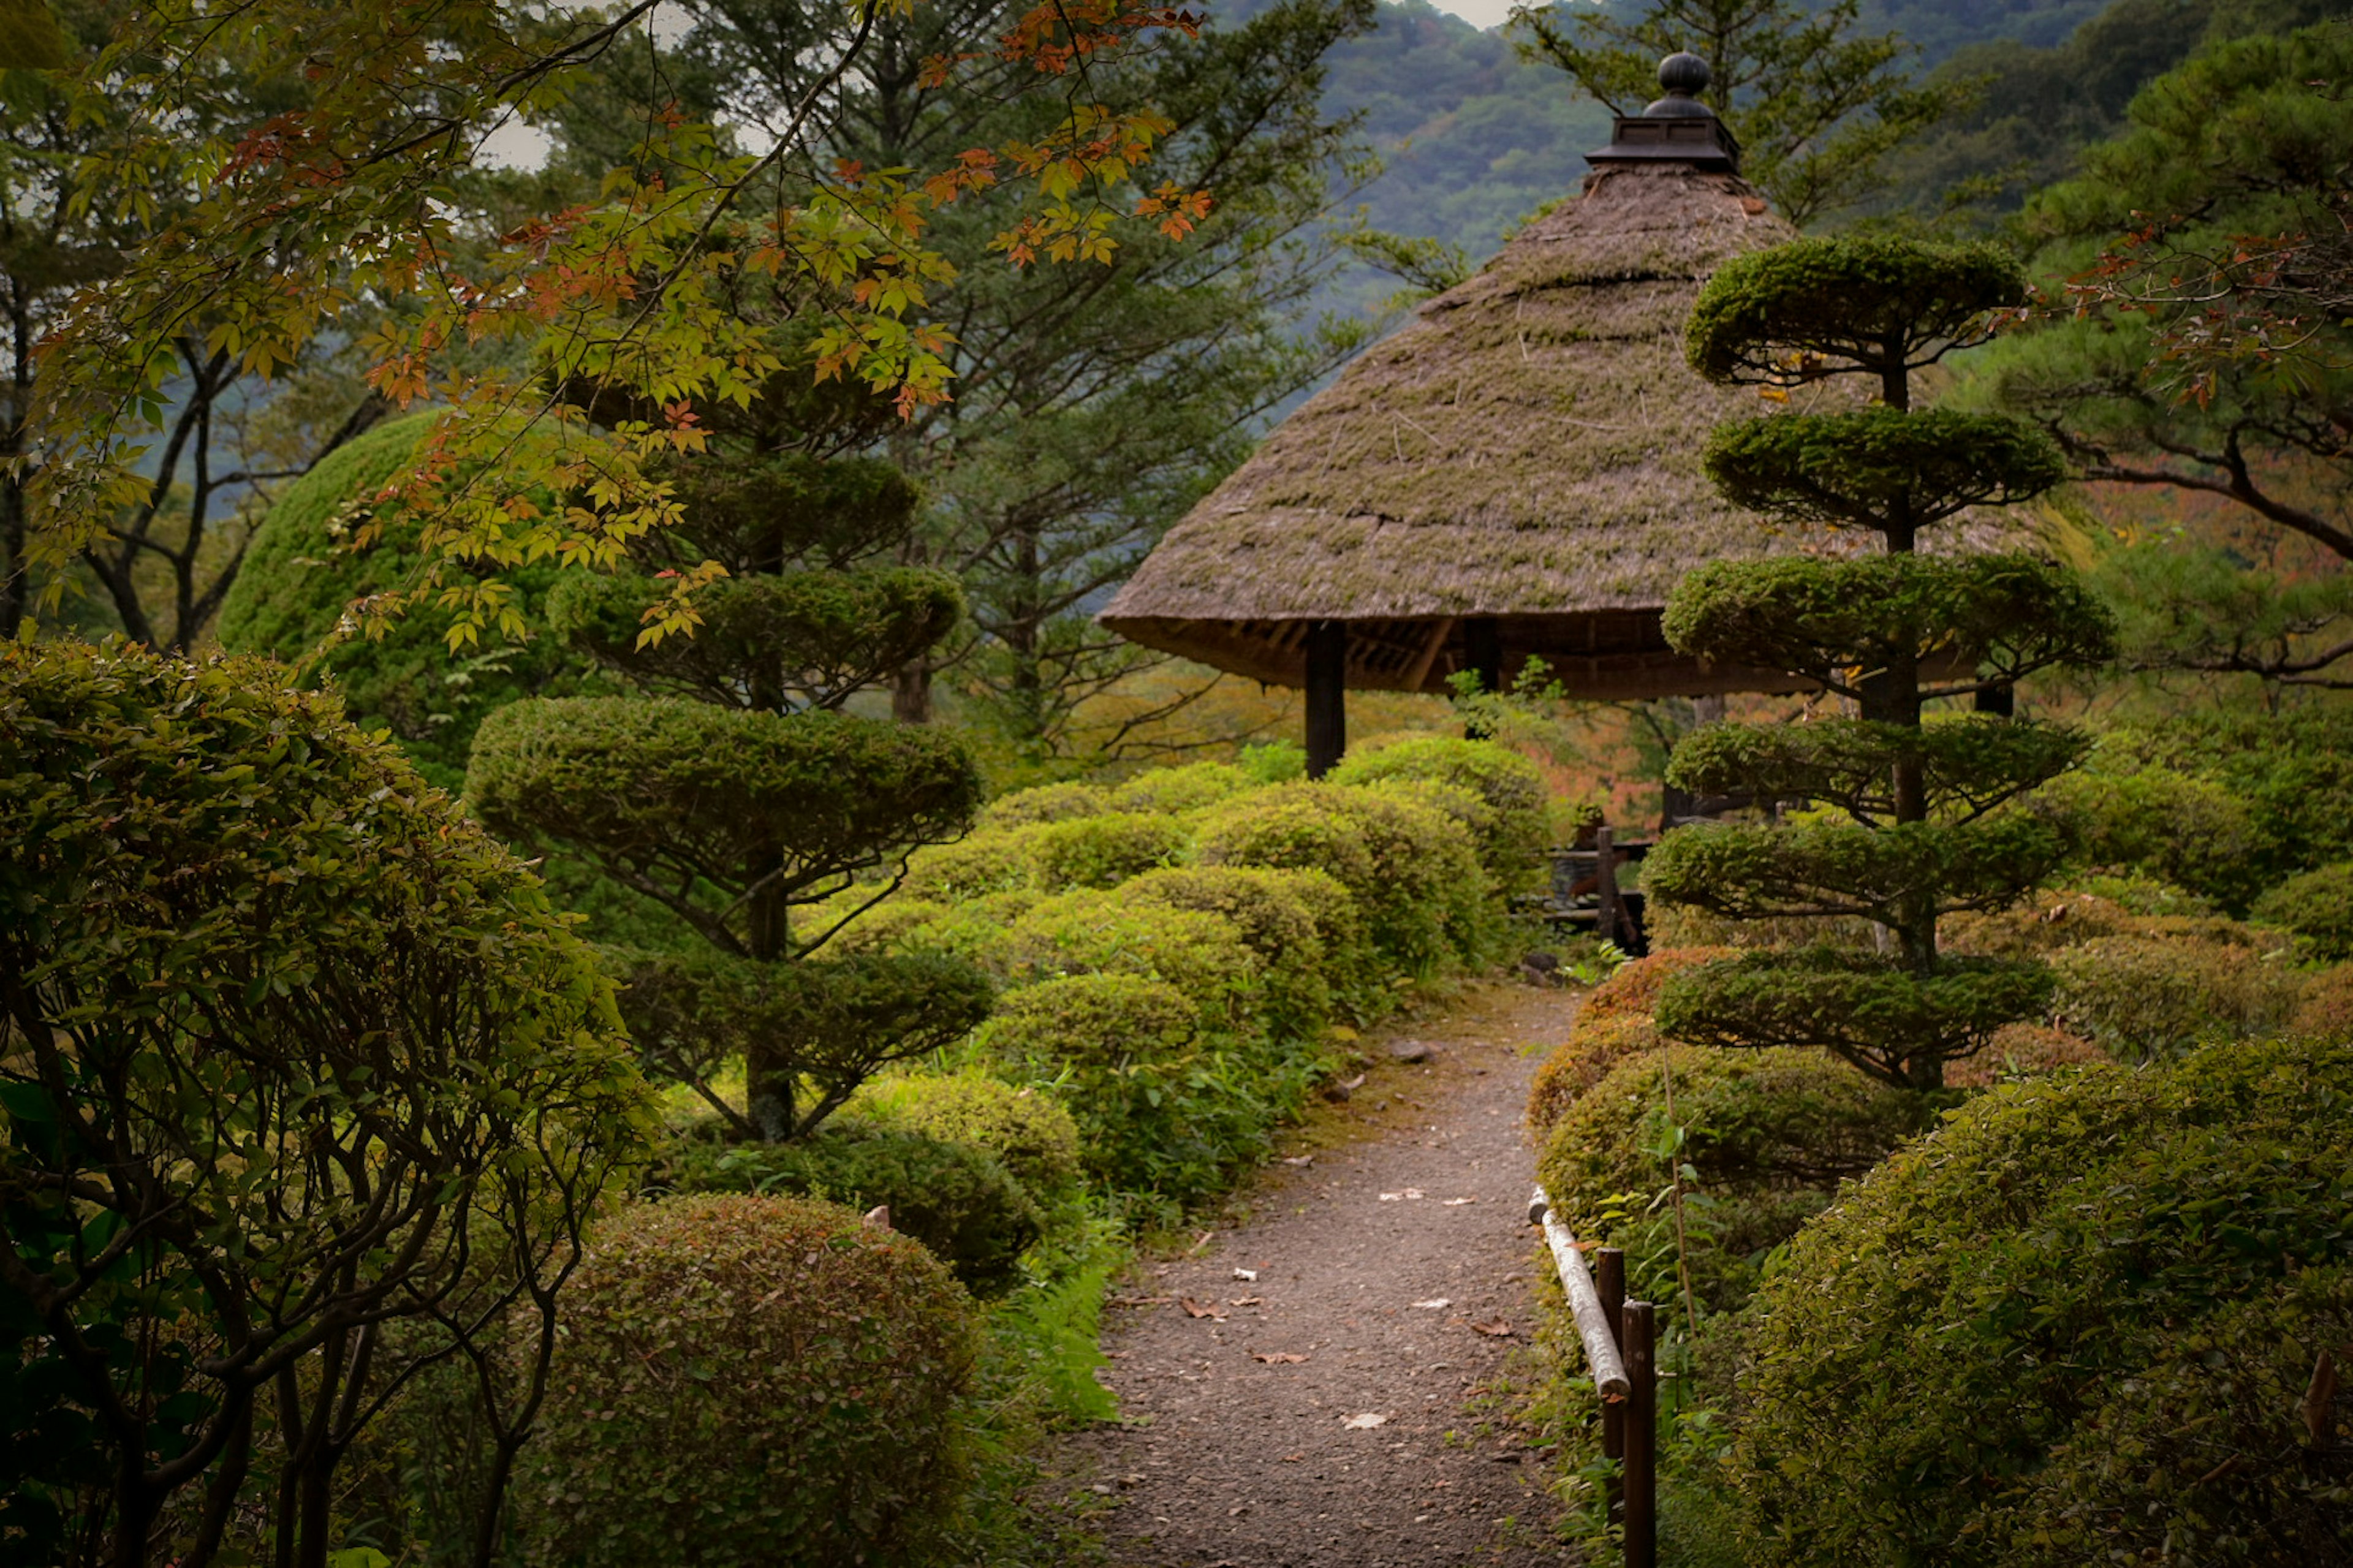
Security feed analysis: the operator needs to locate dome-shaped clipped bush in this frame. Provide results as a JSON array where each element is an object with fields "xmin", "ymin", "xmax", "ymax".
[
  {"xmin": 1196, "ymin": 782, "xmax": 1488, "ymax": 977},
  {"xmin": 2048, "ymin": 931, "xmax": 2303, "ymax": 1062},
  {"xmin": 214, "ymin": 414, "xmax": 607, "ymax": 788},
  {"xmin": 987, "ymin": 891, "xmax": 1261, "ymax": 1025},
  {"xmin": 2252, "ymin": 861, "xmax": 2353, "ymax": 960},
  {"xmin": 1121, "ymin": 864, "xmax": 1348, "ymax": 1039},
  {"xmin": 1105, "ymin": 761, "xmax": 1251, "ymax": 817},
  {"xmin": 1328, "ymin": 737, "xmax": 1552, "ymax": 894},
  {"xmin": 1581, "ymin": 947, "xmax": 1739, "ymax": 1023},
  {"xmin": 846, "ymin": 1070, "xmax": 1084, "ymax": 1197},
  {"xmin": 2292, "ymin": 961, "xmax": 2353, "ymax": 1038},
  {"xmin": 1525, "ymin": 1013, "xmax": 1663, "ymax": 1134},
  {"xmin": 1026, "ymin": 811, "xmax": 1191, "ymax": 891},
  {"xmin": 977, "ymin": 974, "xmax": 1264, "ymax": 1197},
  {"xmin": 899, "ymin": 825, "xmax": 1044, "ymax": 902},
  {"xmin": 1539, "ymin": 1046, "xmax": 1939, "ymax": 1312},
  {"xmin": 1730, "ymin": 1035, "xmax": 2353, "ymax": 1567},
  {"xmin": 662, "ymin": 1126, "xmax": 1040, "ymax": 1294},
  {"xmin": 977, "ymin": 779, "xmax": 1109, "ymax": 828},
  {"xmin": 513, "ymin": 1195, "xmax": 976, "ymax": 1568}
]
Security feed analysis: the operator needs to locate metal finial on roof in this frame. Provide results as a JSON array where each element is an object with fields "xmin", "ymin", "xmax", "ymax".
[{"xmin": 1646, "ymin": 52, "xmax": 1714, "ymax": 117}]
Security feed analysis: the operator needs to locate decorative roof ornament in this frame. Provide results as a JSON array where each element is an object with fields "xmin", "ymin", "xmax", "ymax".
[{"xmin": 1587, "ymin": 52, "xmax": 1741, "ymax": 173}]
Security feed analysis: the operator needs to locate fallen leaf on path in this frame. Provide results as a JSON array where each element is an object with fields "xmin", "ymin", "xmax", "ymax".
[
  {"xmin": 1377, "ymin": 1188, "xmax": 1425, "ymax": 1202},
  {"xmin": 1443, "ymin": 1197, "xmax": 1478, "ymax": 1206},
  {"xmin": 1341, "ymin": 1412, "xmax": 1390, "ymax": 1430},
  {"xmin": 1179, "ymin": 1297, "xmax": 1229, "ymax": 1320},
  {"xmin": 1107, "ymin": 1296, "xmax": 1172, "ymax": 1308},
  {"xmin": 1281, "ymin": 1156, "xmax": 1314, "ymax": 1166},
  {"xmin": 1229, "ymin": 1295, "xmax": 1264, "ymax": 1306},
  {"xmin": 1232, "ymin": 1267, "xmax": 1257, "ymax": 1281},
  {"xmin": 1188, "ymin": 1230, "xmax": 1215, "ymax": 1254},
  {"xmin": 1470, "ymin": 1317, "xmax": 1514, "ymax": 1337},
  {"xmin": 1412, "ymin": 1298, "xmax": 1453, "ymax": 1309},
  {"xmin": 1252, "ymin": 1352, "xmax": 1309, "ymax": 1364},
  {"xmin": 1281, "ymin": 1452, "xmax": 1305, "ymax": 1462}
]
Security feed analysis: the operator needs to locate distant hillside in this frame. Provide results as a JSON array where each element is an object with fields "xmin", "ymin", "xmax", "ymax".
[{"xmin": 1211, "ymin": 0, "xmax": 2316, "ymax": 276}]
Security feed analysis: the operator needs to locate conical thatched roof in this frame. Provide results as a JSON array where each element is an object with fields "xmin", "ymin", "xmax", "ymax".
[{"xmin": 1102, "ymin": 156, "xmax": 1838, "ymax": 700}]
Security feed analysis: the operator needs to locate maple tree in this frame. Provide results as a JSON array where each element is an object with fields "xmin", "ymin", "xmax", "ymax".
[
  {"xmin": 15, "ymin": 0, "xmax": 1214, "ymax": 657},
  {"xmin": 556, "ymin": 0, "xmax": 1375, "ymax": 758}
]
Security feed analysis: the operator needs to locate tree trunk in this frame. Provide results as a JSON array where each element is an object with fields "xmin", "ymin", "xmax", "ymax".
[
  {"xmin": 892, "ymin": 656, "xmax": 933, "ymax": 723},
  {"xmin": 743, "ymin": 869, "xmax": 795, "ymax": 1141}
]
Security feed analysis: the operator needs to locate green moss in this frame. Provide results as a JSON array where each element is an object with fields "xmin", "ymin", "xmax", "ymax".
[{"xmin": 214, "ymin": 414, "xmax": 610, "ymax": 789}]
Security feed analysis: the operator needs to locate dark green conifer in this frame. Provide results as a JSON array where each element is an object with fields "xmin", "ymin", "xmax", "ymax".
[
  {"xmin": 1648, "ymin": 237, "xmax": 2115, "ymax": 1089},
  {"xmin": 468, "ymin": 409, "xmax": 990, "ymax": 1140}
]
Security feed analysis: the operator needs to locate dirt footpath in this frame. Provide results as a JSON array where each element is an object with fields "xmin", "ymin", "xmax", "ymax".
[{"xmin": 1059, "ymin": 983, "xmax": 1582, "ymax": 1567}]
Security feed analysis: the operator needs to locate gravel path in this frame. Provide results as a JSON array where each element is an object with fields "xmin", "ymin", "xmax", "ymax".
[{"xmin": 1058, "ymin": 983, "xmax": 1583, "ymax": 1567}]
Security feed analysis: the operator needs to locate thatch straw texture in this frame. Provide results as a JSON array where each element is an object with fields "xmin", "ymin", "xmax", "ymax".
[{"xmin": 1102, "ymin": 163, "xmax": 1860, "ymax": 699}]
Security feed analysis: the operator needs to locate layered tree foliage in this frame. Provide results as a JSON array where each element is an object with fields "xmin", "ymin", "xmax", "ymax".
[
  {"xmin": 18, "ymin": 0, "xmax": 1213, "ymax": 668},
  {"xmin": 534, "ymin": 0, "xmax": 1377, "ymax": 762},
  {"xmin": 1966, "ymin": 21, "xmax": 2353, "ymax": 681},
  {"xmin": 466, "ymin": 420, "xmax": 992, "ymax": 1143},
  {"xmin": 1648, "ymin": 237, "xmax": 2115, "ymax": 1089},
  {"xmin": 0, "ymin": 641, "xmax": 648, "ymax": 1568},
  {"xmin": 1508, "ymin": 0, "xmax": 1972, "ymax": 227}
]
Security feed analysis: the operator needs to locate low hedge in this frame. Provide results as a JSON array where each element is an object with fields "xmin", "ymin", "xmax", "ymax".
[
  {"xmin": 846, "ymin": 1071, "xmax": 1083, "ymax": 1199},
  {"xmin": 1105, "ymin": 761, "xmax": 1251, "ymax": 817},
  {"xmin": 1730, "ymin": 1035, "xmax": 2353, "ymax": 1567},
  {"xmin": 1028, "ymin": 811, "xmax": 1191, "ymax": 892},
  {"xmin": 1121, "ymin": 865, "xmax": 1341, "ymax": 1040},
  {"xmin": 1583, "ymin": 946, "xmax": 1740, "ymax": 1023},
  {"xmin": 1525, "ymin": 1013, "xmax": 1664, "ymax": 1134},
  {"xmin": 1539, "ymin": 1047, "xmax": 1939, "ymax": 1312},
  {"xmin": 513, "ymin": 1195, "xmax": 977, "ymax": 1568},
  {"xmin": 1328, "ymin": 735, "xmax": 1552, "ymax": 895},
  {"xmin": 976, "ymin": 780, "xmax": 1105, "ymax": 828},
  {"xmin": 664, "ymin": 1125, "xmax": 1042, "ymax": 1295},
  {"xmin": 2048, "ymin": 931, "xmax": 2305, "ymax": 1062},
  {"xmin": 976, "ymin": 974, "xmax": 1281, "ymax": 1199},
  {"xmin": 2251, "ymin": 860, "xmax": 2353, "ymax": 960}
]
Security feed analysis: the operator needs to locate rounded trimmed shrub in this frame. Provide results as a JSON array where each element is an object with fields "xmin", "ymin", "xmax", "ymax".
[
  {"xmin": 1728, "ymin": 1035, "xmax": 2353, "ymax": 1568},
  {"xmin": 978, "ymin": 780, "xmax": 1108, "ymax": 828},
  {"xmin": 213, "ymin": 414, "xmax": 608, "ymax": 789},
  {"xmin": 1329, "ymin": 736, "xmax": 1552, "ymax": 893},
  {"xmin": 512, "ymin": 1195, "xmax": 977, "ymax": 1568},
  {"xmin": 2048, "ymin": 931, "xmax": 2305, "ymax": 1062},
  {"xmin": 846, "ymin": 1071, "xmax": 1083, "ymax": 1197},
  {"xmin": 899, "ymin": 827, "xmax": 1042, "ymax": 902},
  {"xmin": 664, "ymin": 1126, "xmax": 1041, "ymax": 1295},
  {"xmin": 1105, "ymin": 761, "xmax": 1251, "ymax": 817},
  {"xmin": 1942, "ymin": 1021, "xmax": 2109, "ymax": 1088},
  {"xmin": 1196, "ymin": 782, "xmax": 1489, "ymax": 975},
  {"xmin": 1538, "ymin": 1047, "xmax": 1939, "ymax": 1313},
  {"xmin": 987, "ymin": 890, "xmax": 1261, "ymax": 1025},
  {"xmin": 976, "ymin": 974, "xmax": 1271, "ymax": 1197},
  {"xmin": 1526, "ymin": 1012, "xmax": 1662, "ymax": 1134},
  {"xmin": 2252, "ymin": 860, "xmax": 2353, "ymax": 960},
  {"xmin": 2037, "ymin": 759, "xmax": 2265, "ymax": 912},
  {"xmin": 2292, "ymin": 961, "xmax": 2353, "ymax": 1038},
  {"xmin": 1582, "ymin": 946, "xmax": 1740, "ymax": 1023},
  {"xmin": 1027, "ymin": 811, "xmax": 1191, "ymax": 892},
  {"xmin": 1121, "ymin": 865, "xmax": 1335, "ymax": 1039}
]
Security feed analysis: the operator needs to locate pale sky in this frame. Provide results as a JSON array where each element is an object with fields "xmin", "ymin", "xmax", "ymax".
[{"xmin": 1428, "ymin": 0, "xmax": 1518, "ymax": 28}]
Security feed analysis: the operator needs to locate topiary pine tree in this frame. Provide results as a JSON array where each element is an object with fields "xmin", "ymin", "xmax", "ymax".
[
  {"xmin": 1645, "ymin": 237, "xmax": 2117, "ymax": 1091},
  {"xmin": 466, "ymin": 405, "xmax": 991, "ymax": 1142}
]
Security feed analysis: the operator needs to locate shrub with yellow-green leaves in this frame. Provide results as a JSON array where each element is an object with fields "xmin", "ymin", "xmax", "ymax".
[
  {"xmin": 2048, "ymin": 931, "xmax": 2304, "ymax": 1062},
  {"xmin": 1729, "ymin": 1036, "xmax": 2353, "ymax": 1568},
  {"xmin": 513, "ymin": 1195, "xmax": 977, "ymax": 1568},
  {"xmin": 1328, "ymin": 735, "xmax": 1552, "ymax": 894},
  {"xmin": 847, "ymin": 1070, "xmax": 1084, "ymax": 1199},
  {"xmin": 1028, "ymin": 811, "xmax": 1191, "ymax": 891}
]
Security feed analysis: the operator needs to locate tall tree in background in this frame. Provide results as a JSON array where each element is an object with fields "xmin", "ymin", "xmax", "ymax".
[
  {"xmin": 20, "ymin": 0, "xmax": 1205, "ymax": 667},
  {"xmin": 560, "ymin": 0, "xmax": 1376, "ymax": 762},
  {"xmin": 1968, "ymin": 21, "xmax": 2353, "ymax": 687},
  {"xmin": 1508, "ymin": 0, "xmax": 1971, "ymax": 227},
  {"xmin": 0, "ymin": 1, "xmax": 385, "ymax": 647},
  {"xmin": 1647, "ymin": 237, "xmax": 2115, "ymax": 1090}
]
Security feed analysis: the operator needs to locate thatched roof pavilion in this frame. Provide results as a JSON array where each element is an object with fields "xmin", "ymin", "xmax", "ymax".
[{"xmin": 1102, "ymin": 56, "xmax": 1837, "ymax": 772}]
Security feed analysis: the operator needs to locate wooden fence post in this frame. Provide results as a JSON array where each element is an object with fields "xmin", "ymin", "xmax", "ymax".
[
  {"xmin": 1623, "ymin": 1300, "xmax": 1657, "ymax": 1568},
  {"xmin": 1597, "ymin": 1247, "xmax": 1626, "ymax": 1524}
]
